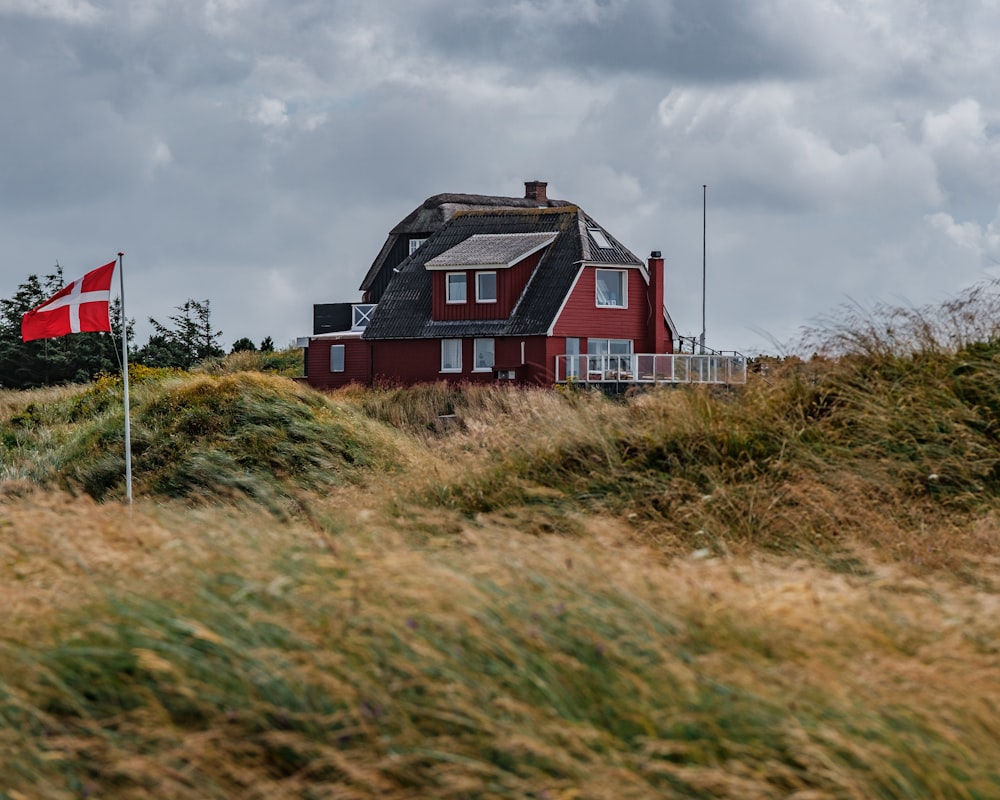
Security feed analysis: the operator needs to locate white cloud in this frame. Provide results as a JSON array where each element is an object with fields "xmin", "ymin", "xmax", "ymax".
[
  {"xmin": 923, "ymin": 99, "xmax": 986, "ymax": 152},
  {"xmin": 928, "ymin": 210, "xmax": 1000, "ymax": 265},
  {"xmin": 918, "ymin": 99, "xmax": 1000, "ymax": 202},
  {"xmin": 657, "ymin": 83, "xmax": 940, "ymax": 212},
  {"xmin": 0, "ymin": 0, "xmax": 100, "ymax": 24},
  {"xmin": 144, "ymin": 138, "xmax": 173, "ymax": 175},
  {"xmin": 204, "ymin": 0, "xmax": 255, "ymax": 34},
  {"xmin": 251, "ymin": 96, "xmax": 289, "ymax": 128}
]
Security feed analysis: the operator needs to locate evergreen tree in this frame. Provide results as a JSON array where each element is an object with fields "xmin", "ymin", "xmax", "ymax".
[
  {"xmin": 135, "ymin": 299, "xmax": 223, "ymax": 369},
  {"xmin": 231, "ymin": 337, "xmax": 257, "ymax": 353}
]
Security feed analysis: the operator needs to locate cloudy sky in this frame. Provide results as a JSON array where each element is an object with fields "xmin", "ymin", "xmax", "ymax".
[{"xmin": 2, "ymin": 0, "xmax": 1000, "ymax": 356}]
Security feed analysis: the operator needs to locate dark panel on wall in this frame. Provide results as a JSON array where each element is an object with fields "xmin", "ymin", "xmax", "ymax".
[{"xmin": 313, "ymin": 303, "xmax": 353, "ymax": 335}]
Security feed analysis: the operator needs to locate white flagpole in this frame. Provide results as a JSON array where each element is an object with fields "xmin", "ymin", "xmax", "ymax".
[{"xmin": 118, "ymin": 252, "xmax": 133, "ymax": 504}]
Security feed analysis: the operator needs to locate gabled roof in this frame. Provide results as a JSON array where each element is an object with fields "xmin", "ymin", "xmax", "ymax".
[
  {"xmin": 363, "ymin": 206, "xmax": 643, "ymax": 340},
  {"xmin": 359, "ymin": 191, "xmax": 574, "ymax": 294}
]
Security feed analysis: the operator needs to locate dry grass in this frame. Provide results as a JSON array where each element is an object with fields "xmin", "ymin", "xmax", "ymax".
[
  {"xmin": 5, "ymin": 284, "xmax": 1000, "ymax": 796},
  {"xmin": 1, "ymin": 488, "xmax": 999, "ymax": 798}
]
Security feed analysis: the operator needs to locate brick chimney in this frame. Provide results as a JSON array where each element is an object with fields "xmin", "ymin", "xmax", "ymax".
[
  {"xmin": 646, "ymin": 250, "xmax": 670, "ymax": 353},
  {"xmin": 524, "ymin": 180, "xmax": 548, "ymax": 205}
]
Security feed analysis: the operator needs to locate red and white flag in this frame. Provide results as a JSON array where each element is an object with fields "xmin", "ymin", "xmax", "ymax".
[{"xmin": 21, "ymin": 261, "xmax": 116, "ymax": 342}]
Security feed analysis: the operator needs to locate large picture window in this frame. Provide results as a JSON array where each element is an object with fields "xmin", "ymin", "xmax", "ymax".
[
  {"xmin": 474, "ymin": 338, "xmax": 494, "ymax": 371},
  {"xmin": 587, "ymin": 338, "xmax": 632, "ymax": 375},
  {"xmin": 446, "ymin": 273, "xmax": 467, "ymax": 303},
  {"xmin": 441, "ymin": 339, "xmax": 462, "ymax": 372},
  {"xmin": 595, "ymin": 269, "xmax": 626, "ymax": 308},
  {"xmin": 476, "ymin": 272, "xmax": 497, "ymax": 303}
]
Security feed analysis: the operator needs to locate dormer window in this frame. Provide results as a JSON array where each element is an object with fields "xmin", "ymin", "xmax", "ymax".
[
  {"xmin": 476, "ymin": 272, "xmax": 497, "ymax": 303},
  {"xmin": 409, "ymin": 237, "xmax": 428, "ymax": 255},
  {"xmin": 446, "ymin": 272, "xmax": 467, "ymax": 303},
  {"xmin": 428, "ymin": 232, "xmax": 557, "ymax": 320}
]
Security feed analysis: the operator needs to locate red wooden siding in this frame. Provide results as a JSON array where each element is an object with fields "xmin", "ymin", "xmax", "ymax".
[
  {"xmin": 432, "ymin": 250, "xmax": 543, "ymax": 321},
  {"xmin": 552, "ymin": 266, "xmax": 648, "ymax": 343},
  {"xmin": 496, "ymin": 337, "xmax": 550, "ymax": 385},
  {"xmin": 305, "ymin": 337, "xmax": 370, "ymax": 390},
  {"xmin": 373, "ymin": 339, "xmax": 449, "ymax": 385},
  {"xmin": 372, "ymin": 335, "xmax": 552, "ymax": 386}
]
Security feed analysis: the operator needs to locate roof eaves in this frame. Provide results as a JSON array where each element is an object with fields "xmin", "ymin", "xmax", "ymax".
[
  {"xmin": 310, "ymin": 330, "xmax": 366, "ymax": 340},
  {"xmin": 507, "ymin": 232, "xmax": 557, "ymax": 267},
  {"xmin": 582, "ymin": 260, "xmax": 646, "ymax": 269}
]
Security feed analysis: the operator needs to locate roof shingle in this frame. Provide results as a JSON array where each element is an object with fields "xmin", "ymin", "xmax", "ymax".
[
  {"xmin": 363, "ymin": 206, "xmax": 643, "ymax": 340},
  {"xmin": 425, "ymin": 232, "xmax": 557, "ymax": 270}
]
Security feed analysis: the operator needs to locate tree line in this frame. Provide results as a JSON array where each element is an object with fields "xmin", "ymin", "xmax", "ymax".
[{"xmin": 0, "ymin": 265, "xmax": 275, "ymax": 389}]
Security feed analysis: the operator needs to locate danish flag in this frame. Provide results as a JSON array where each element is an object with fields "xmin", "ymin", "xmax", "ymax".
[{"xmin": 21, "ymin": 261, "xmax": 116, "ymax": 342}]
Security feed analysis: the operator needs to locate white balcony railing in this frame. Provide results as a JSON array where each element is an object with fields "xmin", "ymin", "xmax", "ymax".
[
  {"xmin": 555, "ymin": 352, "xmax": 747, "ymax": 386},
  {"xmin": 352, "ymin": 303, "xmax": 376, "ymax": 330}
]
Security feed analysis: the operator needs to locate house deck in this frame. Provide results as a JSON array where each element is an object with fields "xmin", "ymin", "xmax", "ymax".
[{"xmin": 554, "ymin": 352, "xmax": 747, "ymax": 386}]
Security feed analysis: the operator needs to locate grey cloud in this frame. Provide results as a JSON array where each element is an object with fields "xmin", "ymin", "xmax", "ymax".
[
  {"xmin": 3, "ymin": 0, "xmax": 1000, "ymax": 358},
  {"xmin": 413, "ymin": 0, "xmax": 829, "ymax": 82},
  {"xmin": 575, "ymin": 1, "xmax": 831, "ymax": 80}
]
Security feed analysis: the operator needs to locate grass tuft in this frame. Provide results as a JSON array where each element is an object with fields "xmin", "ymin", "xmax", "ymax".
[{"xmin": 4, "ymin": 371, "xmax": 397, "ymax": 511}]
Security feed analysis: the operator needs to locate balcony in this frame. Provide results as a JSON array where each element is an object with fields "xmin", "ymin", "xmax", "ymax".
[{"xmin": 555, "ymin": 352, "xmax": 747, "ymax": 386}]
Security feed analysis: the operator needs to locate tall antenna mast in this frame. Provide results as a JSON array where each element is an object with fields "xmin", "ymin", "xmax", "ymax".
[{"xmin": 700, "ymin": 184, "xmax": 706, "ymax": 354}]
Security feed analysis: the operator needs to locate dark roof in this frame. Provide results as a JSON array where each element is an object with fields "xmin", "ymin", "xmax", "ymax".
[
  {"xmin": 359, "ymin": 192, "xmax": 574, "ymax": 294},
  {"xmin": 363, "ymin": 206, "xmax": 643, "ymax": 340}
]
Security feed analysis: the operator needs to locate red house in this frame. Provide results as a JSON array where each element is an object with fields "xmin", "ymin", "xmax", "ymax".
[{"xmin": 303, "ymin": 180, "xmax": 682, "ymax": 389}]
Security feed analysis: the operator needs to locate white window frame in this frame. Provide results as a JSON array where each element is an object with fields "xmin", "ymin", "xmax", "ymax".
[
  {"xmin": 476, "ymin": 271, "xmax": 498, "ymax": 303},
  {"xmin": 595, "ymin": 268, "xmax": 627, "ymax": 308},
  {"xmin": 409, "ymin": 237, "xmax": 427, "ymax": 255},
  {"xmin": 565, "ymin": 337, "xmax": 581, "ymax": 379},
  {"xmin": 587, "ymin": 338, "xmax": 632, "ymax": 375},
  {"xmin": 446, "ymin": 272, "xmax": 467, "ymax": 304},
  {"xmin": 473, "ymin": 338, "xmax": 495, "ymax": 372},
  {"xmin": 588, "ymin": 338, "xmax": 633, "ymax": 356},
  {"xmin": 330, "ymin": 344, "xmax": 345, "ymax": 373},
  {"xmin": 441, "ymin": 339, "xmax": 462, "ymax": 372}
]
